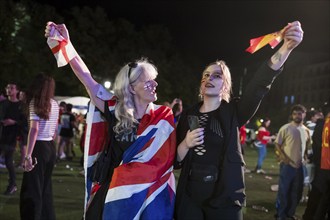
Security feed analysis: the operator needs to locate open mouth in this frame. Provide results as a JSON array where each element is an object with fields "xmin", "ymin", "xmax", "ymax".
[{"xmin": 205, "ymin": 83, "xmax": 214, "ymax": 88}]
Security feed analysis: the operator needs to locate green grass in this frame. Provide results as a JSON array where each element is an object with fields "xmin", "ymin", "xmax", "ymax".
[
  {"xmin": 243, "ymin": 144, "xmax": 308, "ymax": 220},
  {"xmin": 0, "ymin": 144, "xmax": 85, "ymax": 220},
  {"xmin": 0, "ymin": 143, "xmax": 308, "ymax": 219}
]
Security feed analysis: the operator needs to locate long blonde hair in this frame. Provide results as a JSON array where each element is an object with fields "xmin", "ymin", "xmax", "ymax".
[
  {"xmin": 113, "ymin": 58, "xmax": 158, "ymax": 134},
  {"xmin": 199, "ymin": 60, "xmax": 232, "ymax": 102}
]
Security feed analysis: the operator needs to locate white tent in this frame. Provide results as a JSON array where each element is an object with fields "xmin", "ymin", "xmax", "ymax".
[{"xmin": 54, "ymin": 96, "xmax": 90, "ymax": 115}]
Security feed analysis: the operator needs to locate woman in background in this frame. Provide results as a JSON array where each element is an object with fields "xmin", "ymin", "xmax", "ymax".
[
  {"xmin": 20, "ymin": 74, "xmax": 59, "ymax": 220},
  {"xmin": 254, "ymin": 118, "xmax": 276, "ymax": 174}
]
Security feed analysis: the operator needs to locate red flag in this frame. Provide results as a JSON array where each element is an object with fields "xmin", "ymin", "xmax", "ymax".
[
  {"xmin": 246, "ymin": 29, "xmax": 284, "ymax": 54},
  {"xmin": 46, "ymin": 25, "xmax": 77, "ymax": 67}
]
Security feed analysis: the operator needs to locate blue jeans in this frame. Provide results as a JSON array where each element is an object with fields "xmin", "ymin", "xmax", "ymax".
[
  {"xmin": 275, "ymin": 163, "xmax": 304, "ymax": 219},
  {"xmin": 256, "ymin": 144, "xmax": 267, "ymax": 170}
]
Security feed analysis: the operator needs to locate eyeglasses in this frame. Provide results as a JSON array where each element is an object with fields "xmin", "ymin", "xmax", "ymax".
[{"xmin": 127, "ymin": 62, "xmax": 138, "ymax": 80}]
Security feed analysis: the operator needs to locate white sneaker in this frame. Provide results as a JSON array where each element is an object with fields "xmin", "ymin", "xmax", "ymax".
[
  {"xmin": 256, "ymin": 169, "xmax": 266, "ymax": 174},
  {"xmin": 59, "ymin": 153, "xmax": 66, "ymax": 160}
]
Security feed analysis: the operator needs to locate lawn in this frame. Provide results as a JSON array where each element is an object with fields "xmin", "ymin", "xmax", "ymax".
[{"xmin": 0, "ymin": 143, "xmax": 308, "ymax": 219}]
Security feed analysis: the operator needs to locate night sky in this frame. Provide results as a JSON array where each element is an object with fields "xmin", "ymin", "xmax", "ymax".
[{"xmin": 38, "ymin": 0, "xmax": 330, "ymax": 68}]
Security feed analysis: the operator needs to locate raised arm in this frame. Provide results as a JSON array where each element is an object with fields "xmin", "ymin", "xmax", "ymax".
[
  {"xmin": 268, "ymin": 21, "xmax": 303, "ymax": 70},
  {"xmin": 44, "ymin": 22, "xmax": 105, "ymax": 112},
  {"xmin": 237, "ymin": 21, "xmax": 303, "ymax": 126}
]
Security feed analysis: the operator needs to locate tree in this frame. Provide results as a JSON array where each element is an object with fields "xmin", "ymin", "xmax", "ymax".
[{"xmin": 0, "ymin": 1, "xmax": 198, "ymax": 104}]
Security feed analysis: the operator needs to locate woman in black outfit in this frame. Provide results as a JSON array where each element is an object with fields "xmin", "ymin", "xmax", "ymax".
[{"xmin": 175, "ymin": 21, "xmax": 304, "ymax": 220}]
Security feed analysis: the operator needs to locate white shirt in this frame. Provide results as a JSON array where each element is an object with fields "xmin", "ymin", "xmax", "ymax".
[{"xmin": 29, "ymin": 99, "xmax": 59, "ymax": 141}]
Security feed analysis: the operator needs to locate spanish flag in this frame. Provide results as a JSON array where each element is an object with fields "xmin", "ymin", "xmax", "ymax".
[{"xmin": 246, "ymin": 28, "xmax": 285, "ymax": 54}]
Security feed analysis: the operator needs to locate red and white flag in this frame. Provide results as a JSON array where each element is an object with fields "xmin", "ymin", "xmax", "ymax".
[{"xmin": 46, "ymin": 25, "xmax": 77, "ymax": 67}]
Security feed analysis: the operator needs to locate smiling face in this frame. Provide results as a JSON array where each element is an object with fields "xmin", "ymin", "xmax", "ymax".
[
  {"xmin": 200, "ymin": 64, "xmax": 224, "ymax": 99},
  {"xmin": 131, "ymin": 66, "xmax": 158, "ymax": 105}
]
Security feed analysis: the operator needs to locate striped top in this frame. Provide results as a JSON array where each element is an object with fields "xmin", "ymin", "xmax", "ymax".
[{"xmin": 29, "ymin": 99, "xmax": 59, "ymax": 141}]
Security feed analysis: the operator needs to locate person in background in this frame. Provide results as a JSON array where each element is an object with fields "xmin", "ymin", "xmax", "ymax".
[
  {"xmin": 56, "ymin": 101, "xmax": 66, "ymax": 158},
  {"xmin": 57, "ymin": 103, "xmax": 77, "ymax": 160},
  {"xmin": 274, "ymin": 104, "xmax": 311, "ymax": 220},
  {"xmin": 0, "ymin": 82, "xmax": 25, "ymax": 195},
  {"xmin": 0, "ymin": 89, "xmax": 7, "ymax": 168},
  {"xmin": 163, "ymin": 98, "xmax": 183, "ymax": 126},
  {"xmin": 303, "ymin": 109, "xmax": 324, "ymax": 202},
  {"xmin": 303, "ymin": 99, "xmax": 330, "ymax": 220},
  {"xmin": 240, "ymin": 123, "xmax": 252, "ymax": 174},
  {"xmin": 240, "ymin": 125, "xmax": 247, "ymax": 152},
  {"xmin": 254, "ymin": 117, "xmax": 276, "ymax": 174},
  {"xmin": 0, "ymin": 90, "xmax": 7, "ymax": 102},
  {"xmin": 17, "ymin": 90, "xmax": 28, "ymax": 168},
  {"xmin": 175, "ymin": 21, "xmax": 304, "ymax": 220},
  {"xmin": 20, "ymin": 74, "xmax": 59, "ymax": 220},
  {"xmin": 305, "ymin": 110, "xmax": 323, "ymax": 137},
  {"xmin": 170, "ymin": 98, "xmax": 183, "ymax": 125}
]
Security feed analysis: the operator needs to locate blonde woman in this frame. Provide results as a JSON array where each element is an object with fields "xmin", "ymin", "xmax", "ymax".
[
  {"xmin": 175, "ymin": 21, "xmax": 304, "ymax": 220},
  {"xmin": 45, "ymin": 22, "xmax": 176, "ymax": 220}
]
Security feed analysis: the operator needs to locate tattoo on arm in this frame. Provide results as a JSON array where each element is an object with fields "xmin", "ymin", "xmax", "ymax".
[
  {"xmin": 272, "ymin": 51, "xmax": 282, "ymax": 63},
  {"xmin": 268, "ymin": 51, "xmax": 283, "ymax": 68}
]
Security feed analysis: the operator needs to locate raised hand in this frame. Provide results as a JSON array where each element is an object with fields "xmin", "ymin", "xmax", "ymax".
[
  {"xmin": 282, "ymin": 21, "xmax": 303, "ymax": 50},
  {"xmin": 44, "ymin": 21, "xmax": 70, "ymax": 41}
]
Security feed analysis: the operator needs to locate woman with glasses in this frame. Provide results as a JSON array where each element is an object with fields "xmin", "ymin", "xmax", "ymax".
[
  {"xmin": 45, "ymin": 22, "xmax": 176, "ymax": 220},
  {"xmin": 174, "ymin": 21, "xmax": 304, "ymax": 220}
]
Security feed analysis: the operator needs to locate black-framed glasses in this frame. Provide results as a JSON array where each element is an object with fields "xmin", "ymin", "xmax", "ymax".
[{"xmin": 127, "ymin": 62, "xmax": 138, "ymax": 80}]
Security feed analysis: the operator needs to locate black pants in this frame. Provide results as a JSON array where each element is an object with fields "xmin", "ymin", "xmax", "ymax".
[
  {"xmin": 20, "ymin": 141, "xmax": 56, "ymax": 220},
  {"xmin": 303, "ymin": 169, "xmax": 330, "ymax": 220},
  {"xmin": 0, "ymin": 143, "xmax": 16, "ymax": 186},
  {"xmin": 176, "ymin": 192, "xmax": 243, "ymax": 220}
]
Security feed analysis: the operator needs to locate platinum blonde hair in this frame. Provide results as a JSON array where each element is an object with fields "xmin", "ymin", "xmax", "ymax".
[
  {"xmin": 199, "ymin": 60, "xmax": 232, "ymax": 103},
  {"xmin": 113, "ymin": 58, "xmax": 158, "ymax": 134}
]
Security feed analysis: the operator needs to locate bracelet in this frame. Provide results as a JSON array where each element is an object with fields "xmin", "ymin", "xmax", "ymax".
[{"xmin": 24, "ymin": 156, "xmax": 32, "ymax": 161}]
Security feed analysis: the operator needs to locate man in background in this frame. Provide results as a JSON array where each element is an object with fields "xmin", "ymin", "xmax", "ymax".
[
  {"xmin": 303, "ymin": 100, "xmax": 330, "ymax": 220},
  {"xmin": 0, "ymin": 83, "xmax": 25, "ymax": 195},
  {"xmin": 274, "ymin": 104, "xmax": 311, "ymax": 220}
]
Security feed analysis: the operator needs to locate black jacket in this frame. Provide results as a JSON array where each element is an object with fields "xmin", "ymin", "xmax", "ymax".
[{"xmin": 175, "ymin": 62, "xmax": 283, "ymax": 214}]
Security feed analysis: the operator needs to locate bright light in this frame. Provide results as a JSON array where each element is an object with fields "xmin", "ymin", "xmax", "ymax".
[{"xmin": 104, "ymin": 81, "xmax": 111, "ymax": 89}]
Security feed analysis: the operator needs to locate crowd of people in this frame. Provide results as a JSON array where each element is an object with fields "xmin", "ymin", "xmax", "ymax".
[
  {"xmin": 0, "ymin": 84, "xmax": 86, "ymax": 192},
  {"xmin": 0, "ymin": 20, "xmax": 329, "ymax": 220}
]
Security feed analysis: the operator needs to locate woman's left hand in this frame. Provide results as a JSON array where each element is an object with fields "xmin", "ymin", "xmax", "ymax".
[{"xmin": 23, "ymin": 157, "xmax": 37, "ymax": 172}]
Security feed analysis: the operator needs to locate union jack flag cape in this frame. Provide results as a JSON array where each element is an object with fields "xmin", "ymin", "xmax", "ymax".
[
  {"xmin": 46, "ymin": 31, "xmax": 176, "ymax": 219},
  {"xmin": 84, "ymin": 86, "xmax": 176, "ymax": 220}
]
